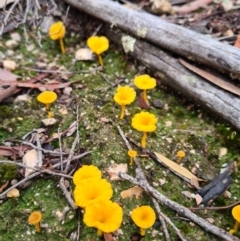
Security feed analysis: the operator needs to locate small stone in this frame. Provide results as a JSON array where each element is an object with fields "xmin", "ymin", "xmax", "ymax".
[
  {"xmin": 26, "ymin": 44, "xmax": 35, "ymax": 52},
  {"xmin": 55, "ymin": 210, "xmax": 64, "ymax": 220},
  {"xmin": 5, "ymin": 50, "xmax": 14, "ymax": 56},
  {"xmin": 42, "ymin": 118, "xmax": 57, "ymax": 126},
  {"xmin": 219, "ymin": 147, "xmax": 227, "ymax": 158},
  {"xmin": 152, "ymin": 99, "xmax": 164, "ymax": 108},
  {"xmin": 10, "ymin": 32, "xmax": 21, "ymax": 42},
  {"xmin": 165, "ymin": 121, "xmax": 172, "ymax": 127},
  {"xmin": 75, "ymin": 48, "xmax": 94, "ymax": 61},
  {"xmin": 63, "ymin": 87, "xmax": 73, "ymax": 96},
  {"xmin": 3, "ymin": 60, "xmax": 16, "ymax": 71},
  {"xmin": 6, "ymin": 188, "xmax": 20, "ymax": 198},
  {"xmin": 14, "ymin": 94, "xmax": 31, "ymax": 103},
  {"xmin": 5, "ymin": 39, "xmax": 19, "ymax": 49}
]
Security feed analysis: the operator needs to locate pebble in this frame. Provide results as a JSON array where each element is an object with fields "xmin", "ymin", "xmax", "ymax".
[
  {"xmin": 5, "ymin": 49, "xmax": 14, "ymax": 56},
  {"xmin": 10, "ymin": 32, "xmax": 21, "ymax": 42},
  {"xmin": 42, "ymin": 118, "xmax": 57, "ymax": 126},
  {"xmin": 152, "ymin": 99, "xmax": 164, "ymax": 109},
  {"xmin": 63, "ymin": 87, "xmax": 73, "ymax": 96},
  {"xmin": 3, "ymin": 60, "xmax": 16, "ymax": 71},
  {"xmin": 26, "ymin": 44, "xmax": 35, "ymax": 52},
  {"xmin": 5, "ymin": 39, "xmax": 19, "ymax": 49}
]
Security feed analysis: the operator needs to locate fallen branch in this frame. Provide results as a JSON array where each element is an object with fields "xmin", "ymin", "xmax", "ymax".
[
  {"xmin": 62, "ymin": 0, "xmax": 240, "ymax": 77},
  {"xmin": 118, "ymin": 172, "xmax": 239, "ymax": 241},
  {"xmin": 105, "ymin": 28, "xmax": 240, "ymax": 131}
]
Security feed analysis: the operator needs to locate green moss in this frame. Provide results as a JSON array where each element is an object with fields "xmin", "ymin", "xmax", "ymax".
[{"xmin": 0, "ymin": 164, "xmax": 19, "ymax": 185}]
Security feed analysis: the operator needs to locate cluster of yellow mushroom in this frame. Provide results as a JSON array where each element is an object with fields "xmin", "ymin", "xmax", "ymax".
[
  {"xmin": 73, "ymin": 165, "xmax": 123, "ymax": 236},
  {"xmin": 113, "ymin": 74, "xmax": 157, "ymax": 148}
]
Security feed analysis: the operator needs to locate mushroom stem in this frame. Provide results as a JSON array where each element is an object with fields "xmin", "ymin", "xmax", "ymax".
[
  {"xmin": 140, "ymin": 227, "xmax": 146, "ymax": 236},
  {"xmin": 141, "ymin": 132, "xmax": 148, "ymax": 148},
  {"xmin": 97, "ymin": 229, "xmax": 103, "ymax": 236},
  {"xmin": 130, "ymin": 157, "xmax": 133, "ymax": 166},
  {"xmin": 142, "ymin": 90, "xmax": 147, "ymax": 102},
  {"xmin": 120, "ymin": 105, "xmax": 126, "ymax": 119},
  {"xmin": 45, "ymin": 103, "xmax": 50, "ymax": 111},
  {"xmin": 34, "ymin": 223, "xmax": 41, "ymax": 232},
  {"xmin": 59, "ymin": 38, "xmax": 65, "ymax": 53},
  {"xmin": 47, "ymin": 111, "xmax": 54, "ymax": 118},
  {"xmin": 97, "ymin": 54, "xmax": 103, "ymax": 66},
  {"xmin": 230, "ymin": 221, "xmax": 239, "ymax": 234}
]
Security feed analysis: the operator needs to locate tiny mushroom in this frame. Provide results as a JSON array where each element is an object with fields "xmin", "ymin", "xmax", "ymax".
[
  {"xmin": 131, "ymin": 111, "xmax": 157, "ymax": 148},
  {"xmin": 131, "ymin": 206, "xmax": 156, "ymax": 236},
  {"xmin": 73, "ymin": 177, "xmax": 113, "ymax": 208},
  {"xmin": 177, "ymin": 150, "xmax": 185, "ymax": 164},
  {"xmin": 73, "ymin": 165, "xmax": 101, "ymax": 186},
  {"xmin": 87, "ymin": 36, "xmax": 109, "ymax": 66},
  {"xmin": 128, "ymin": 150, "xmax": 137, "ymax": 166},
  {"xmin": 37, "ymin": 91, "xmax": 57, "ymax": 118},
  {"xmin": 84, "ymin": 199, "xmax": 123, "ymax": 236},
  {"xmin": 229, "ymin": 205, "xmax": 240, "ymax": 235},
  {"xmin": 134, "ymin": 74, "xmax": 156, "ymax": 103},
  {"xmin": 49, "ymin": 21, "xmax": 66, "ymax": 53},
  {"xmin": 28, "ymin": 211, "xmax": 43, "ymax": 232},
  {"xmin": 114, "ymin": 85, "xmax": 136, "ymax": 119}
]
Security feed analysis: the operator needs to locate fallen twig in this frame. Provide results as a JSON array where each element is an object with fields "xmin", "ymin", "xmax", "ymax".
[
  {"xmin": 0, "ymin": 151, "xmax": 92, "ymax": 199},
  {"xmin": 118, "ymin": 172, "xmax": 240, "ymax": 241}
]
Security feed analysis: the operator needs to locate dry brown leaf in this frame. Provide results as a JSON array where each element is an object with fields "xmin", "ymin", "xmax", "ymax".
[
  {"xmin": 234, "ymin": 35, "xmax": 240, "ymax": 48},
  {"xmin": 0, "ymin": 68, "xmax": 19, "ymax": 81},
  {"xmin": 174, "ymin": 0, "xmax": 213, "ymax": 13},
  {"xmin": 6, "ymin": 188, "xmax": 20, "ymax": 198},
  {"xmin": 137, "ymin": 93, "xmax": 151, "ymax": 109},
  {"xmin": 182, "ymin": 190, "xmax": 194, "ymax": 199},
  {"xmin": 0, "ymin": 84, "xmax": 17, "ymax": 103},
  {"xmin": 22, "ymin": 149, "xmax": 39, "ymax": 177},
  {"xmin": 103, "ymin": 233, "xmax": 113, "ymax": 241},
  {"xmin": 179, "ymin": 58, "xmax": 240, "ymax": 97},
  {"xmin": 120, "ymin": 185, "xmax": 143, "ymax": 199},
  {"xmin": 195, "ymin": 193, "xmax": 203, "ymax": 205},
  {"xmin": 0, "ymin": 181, "xmax": 9, "ymax": 193},
  {"xmin": 106, "ymin": 163, "xmax": 128, "ymax": 181},
  {"xmin": 154, "ymin": 152, "xmax": 204, "ymax": 182}
]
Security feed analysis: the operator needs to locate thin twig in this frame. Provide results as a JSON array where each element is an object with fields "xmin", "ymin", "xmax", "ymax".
[
  {"xmin": 119, "ymin": 172, "xmax": 240, "ymax": 241},
  {"xmin": 35, "ymin": 137, "xmax": 43, "ymax": 167},
  {"xmin": 58, "ymin": 128, "xmax": 63, "ymax": 172},
  {"xmin": 117, "ymin": 125, "xmax": 174, "ymax": 241},
  {"xmin": 189, "ymin": 201, "xmax": 240, "ymax": 211},
  {"xmin": 0, "ymin": 151, "xmax": 92, "ymax": 199}
]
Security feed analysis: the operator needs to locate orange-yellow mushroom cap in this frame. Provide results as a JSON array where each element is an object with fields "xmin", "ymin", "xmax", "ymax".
[
  {"xmin": 177, "ymin": 150, "xmax": 185, "ymax": 158},
  {"xmin": 114, "ymin": 85, "xmax": 136, "ymax": 106},
  {"xmin": 131, "ymin": 206, "xmax": 156, "ymax": 235},
  {"xmin": 73, "ymin": 165, "xmax": 101, "ymax": 186},
  {"xmin": 128, "ymin": 150, "xmax": 137, "ymax": 158},
  {"xmin": 232, "ymin": 205, "xmax": 240, "ymax": 222},
  {"xmin": 49, "ymin": 21, "xmax": 66, "ymax": 40},
  {"xmin": 84, "ymin": 199, "xmax": 123, "ymax": 236},
  {"xmin": 132, "ymin": 111, "xmax": 157, "ymax": 133},
  {"xmin": 37, "ymin": 91, "xmax": 57, "ymax": 105},
  {"xmin": 134, "ymin": 75, "xmax": 156, "ymax": 90},
  {"xmin": 28, "ymin": 211, "xmax": 43, "ymax": 232},
  {"xmin": 87, "ymin": 36, "xmax": 109, "ymax": 55}
]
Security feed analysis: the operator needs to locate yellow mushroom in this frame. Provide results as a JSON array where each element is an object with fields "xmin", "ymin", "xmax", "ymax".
[
  {"xmin": 87, "ymin": 36, "xmax": 109, "ymax": 66},
  {"xmin": 177, "ymin": 150, "xmax": 185, "ymax": 164},
  {"xmin": 49, "ymin": 21, "xmax": 66, "ymax": 53},
  {"xmin": 28, "ymin": 211, "xmax": 43, "ymax": 232},
  {"xmin": 230, "ymin": 205, "xmax": 240, "ymax": 235},
  {"xmin": 128, "ymin": 150, "xmax": 137, "ymax": 166},
  {"xmin": 37, "ymin": 91, "xmax": 57, "ymax": 118}
]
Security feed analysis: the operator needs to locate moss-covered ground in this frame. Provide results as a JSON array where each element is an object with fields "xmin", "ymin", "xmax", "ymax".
[{"xmin": 0, "ymin": 28, "xmax": 240, "ymax": 241}]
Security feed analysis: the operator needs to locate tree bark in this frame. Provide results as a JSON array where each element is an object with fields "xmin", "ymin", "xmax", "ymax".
[
  {"xmin": 104, "ymin": 27, "xmax": 240, "ymax": 131},
  {"xmin": 63, "ymin": 0, "xmax": 240, "ymax": 78}
]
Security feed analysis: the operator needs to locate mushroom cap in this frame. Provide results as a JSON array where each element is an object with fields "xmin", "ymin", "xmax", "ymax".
[
  {"xmin": 128, "ymin": 150, "xmax": 137, "ymax": 158},
  {"xmin": 131, "ymin": 111, "xmax": 157, "ymax": 132},
  {"xmin": 28, "ymin": 211, "xmax": 43, "ymax": 224},
  {"xmin": 131, "ymin": 206, "xmax": 156, "ymax": 229},
  {"xmin": 232, "ymin": 205, "xmax": 240, "ymax": 222},
  {"xmin": 73, "ymin": 165, "xmax": 102, "ymax": 186},
  {"xmin": 49, "ymin": 21, "xmax": 66, "ymax": 40},
  {"xmin": 84, "ymin": 199, "xmax": 123, "ymax": 233},
  {"xmin": 87, "ymin": 36, "xmax": 109, "ymax": 55},
  {"xmin": 114, "ymin": 85, "xmax": 136, "ymax": 106},
  {"xmin": 74, "ymin": 178, "xmax": 113, "ymax": 208},
  {"xmin": 177, "ymin": 150, "xmax": 185, "ymax": 158},
  {"xmin": 134, "ymin": 75, "xmax": 156, "ymax": 90},
  {"xmin": 37, "ymin": 91, "xmax": 57, "ymax": 104}
]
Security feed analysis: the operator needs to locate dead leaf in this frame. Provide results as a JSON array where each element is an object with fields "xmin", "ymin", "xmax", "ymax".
[
  {"xmin": 6, "ymin": 188, "xmax": 20, "ymax": 198},
  {"xmin": 179, "ymin": 58, "xmax": 240, "ymax": 97},
  {"xmin": 154, "ymin": 152, "xmax": 204, "ymax": 183},
  {"xmin": 22, "ymin": 149, "xmax": 39, "ymax": 177},
  {"xmin": 174, "ymin": 0, "xmax": 213, "ymax": 13},
  {"xmin": 106, "ymin": 163, "xmax": 128, "ymax": 181},
  {"xmin": 0, "ymin": 68, "xmax": 19, "ymax": 81},
  {"xmin": 103, "ymin": 233, "xmax": 113, "ymax": 241},
  {"xmin": 120, "ymin": 185, "xmax": 143, "ymax": 199},
  {"xmin": 17, "ymin": 82, "xmax": 71, "ymax": 90},
  {"xmin": 137, "ymin": 93, "xmax": 151, "ymax": 109},
  {"xmin": 0, "ymin": 181, "xmax": 9, "ymax": 193},
  {"xmin": 206, "ymin": 218, "xmax": 214, "ymax": 224},
  {"xmin": 190, "ymin": 177, "xmax": 200, "ymax": 189},
  {"xmin": 182, "ymin": 190, "xmax": 195, "ymax": 199},
  {"xmin": 195, "ymin": 193, "xmax": 203, "ymax": 205},
  {"xmin": 234, "ymin": 36, "xmax": 240, "ymax": 48},
  {"xmin": 0, "ymin": 84, "xmax": 17, "ymax": 103}
]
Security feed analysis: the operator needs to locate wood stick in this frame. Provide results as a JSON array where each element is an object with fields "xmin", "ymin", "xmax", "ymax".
[
  {"xmin": 62, "ymin": 0, "xmax": 240, "ymax": 77},
  {"xmin": 118, "ymin": 172, "xmax": 240, "ymax": 241}
]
